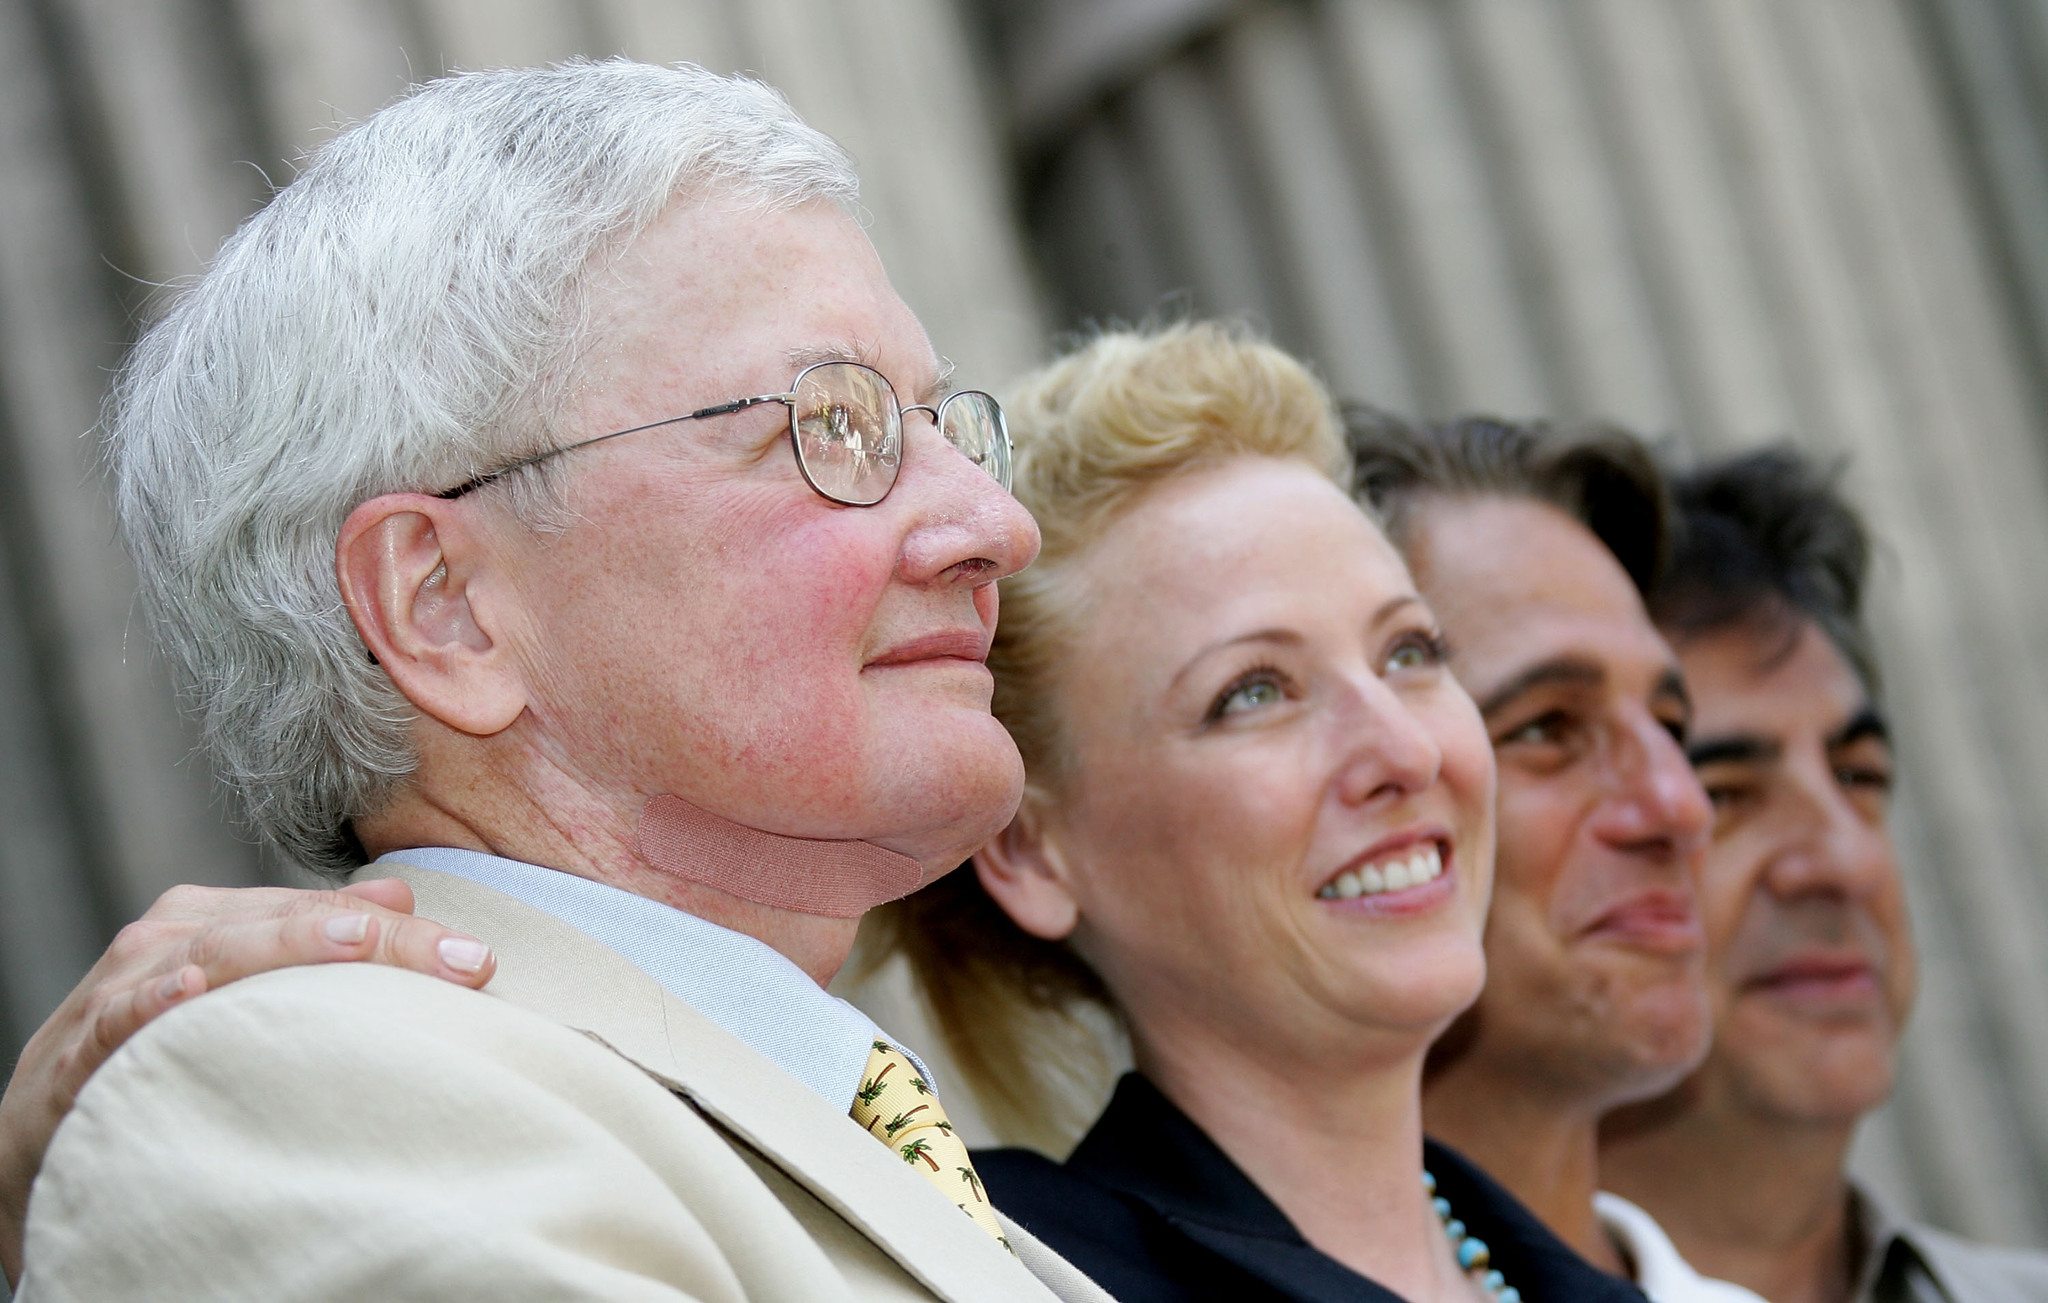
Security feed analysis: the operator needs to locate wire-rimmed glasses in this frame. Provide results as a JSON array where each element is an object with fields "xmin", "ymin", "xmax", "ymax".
[{"xmin": 437, "ymin": 361, "xmax": 1012, "ymax": 506}]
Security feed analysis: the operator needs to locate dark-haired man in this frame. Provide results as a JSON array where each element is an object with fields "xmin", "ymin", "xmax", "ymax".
[
  {"xmin": 1352, "ymin": 412, "xmax": 1754, "ymax": 1302},
  {"xmin": 1598, "ymin": 448, "xmax": 2048, "ymax": 1303}
]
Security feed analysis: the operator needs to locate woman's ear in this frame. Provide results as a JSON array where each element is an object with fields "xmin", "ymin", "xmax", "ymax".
[
  {"xmin": 336, "ymin": 493, "xmax": 527, "ymax": 736},
  {"xmin": 973, "ymin": 797, "xmax": 1081, "ymax": 941}
]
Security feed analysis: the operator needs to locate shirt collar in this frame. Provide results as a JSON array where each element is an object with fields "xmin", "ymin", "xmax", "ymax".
[
  {"xmin": 1596, "ymin": 1191, "xmax": 1770, "ymax": 1302},
  {"xmin": 1850, "ymin": 1181, "xmax": 1947, "ymax": 1300},
  {"xmin": 377, "ymin": 847, "xmax": 919, "ymax": 1111}
]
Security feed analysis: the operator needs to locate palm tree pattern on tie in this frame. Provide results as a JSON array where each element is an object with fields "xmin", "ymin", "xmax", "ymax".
[{"xmin": 850, "ymin": 1039, "xmax": 1011, "ymax": 1251}]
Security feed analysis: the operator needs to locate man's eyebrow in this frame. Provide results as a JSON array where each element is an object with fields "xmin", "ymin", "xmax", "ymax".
[
  {"xmin": 1688, "ymin": 733, "xmax": 1782, "ymax": 768},
  {"xmin": 785, "ymin": 340, "xmax": 874, "ymax": 370},
  {"xmin": 1830, "ymin": 705, "xmax": 1890, "ymax": 751},
  {"xmin": 1474, "ymin": 656, "xmax": 1604, "ymax": 719},
  {"xmin": 784, "ymin": 341, "xmax": 952, "ymax": 405},
  {"xmin": 924, "ymin": 356, "xmax": 957, "ymax": 406},
  {"xmin": 1653, "ymin": 666, "xmax": 1693, "ymax": 719}
]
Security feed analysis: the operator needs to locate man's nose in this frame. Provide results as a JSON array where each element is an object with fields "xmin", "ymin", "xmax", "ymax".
[
  {"xmin": 893, "ymin": 421, "xmax": 1041, "ymax": 586},
  {"xmin": 1764, "ymin": 770, "xmax": 1896, "ymax": 901},
  {"xmin": 1593, "ymin": 715, "xmax": 1712, "ymax": 857}
]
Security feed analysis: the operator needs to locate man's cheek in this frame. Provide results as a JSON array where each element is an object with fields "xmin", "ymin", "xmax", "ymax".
[
  {"xmin": 785, "ymin": 522, "xmax": 894, "ymax": 625},
  {"xmin": 702, "ymin": 547, "xmax": 884, "ymax": 669}
]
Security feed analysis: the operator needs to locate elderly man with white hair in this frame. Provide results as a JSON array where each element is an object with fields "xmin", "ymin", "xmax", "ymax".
[{"xmin": 16, "ymin": 60, "xmax": 1106, "ymax": 1303}]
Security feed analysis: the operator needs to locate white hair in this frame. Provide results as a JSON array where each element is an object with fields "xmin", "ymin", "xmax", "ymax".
[{"xmin": 108, "ymin": 60, "xmax": 861, "ymax": 874}]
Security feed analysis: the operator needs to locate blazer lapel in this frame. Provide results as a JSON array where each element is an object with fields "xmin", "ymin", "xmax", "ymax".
[{"xmin": 369, "ymin": 863, "xmax": 1066, "ymax": 1303}]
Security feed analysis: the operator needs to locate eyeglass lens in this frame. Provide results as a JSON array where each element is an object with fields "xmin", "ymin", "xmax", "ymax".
[
  {"xmin": 792, "ymin": 363, "xmax": 903, "ymax": 506},
  {"xmin": 937, "ymin": 391, "xmax": 1012, "ymax": 491},
  {"xmin": 790, "ymin": 362, "xmax": 1011, "ymax": 506}
]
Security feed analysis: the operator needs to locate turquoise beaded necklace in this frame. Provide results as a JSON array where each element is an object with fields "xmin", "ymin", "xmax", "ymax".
[{"xmin": 1424, "ymin": 1170, "xmax": 1522, "ymax": 1302}]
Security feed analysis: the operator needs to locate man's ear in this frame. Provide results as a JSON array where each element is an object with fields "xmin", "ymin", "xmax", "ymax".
[
  {"xmin": 973, "ymin": 797, "xmax": 1082, "ymax": 941},
  {"xmin": 336, "ymin": 494, "xmax": 526, "ymax": 736}
]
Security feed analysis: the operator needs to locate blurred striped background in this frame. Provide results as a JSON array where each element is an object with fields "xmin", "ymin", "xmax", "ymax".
[{"xmin": 2, "ymin": 1, "xmax": 2046, "ymax": 1266}]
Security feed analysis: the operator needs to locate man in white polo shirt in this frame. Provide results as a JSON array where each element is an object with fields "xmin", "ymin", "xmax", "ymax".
[{"xmin": 1602, "ymin": 447, "xmax": 2048, "ymax": 1303}]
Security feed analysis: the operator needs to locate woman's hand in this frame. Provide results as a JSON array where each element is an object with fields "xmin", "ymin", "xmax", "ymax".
[{"xmin": 0, "ymin": 879, "xmax": 495, "ymax": 1285}]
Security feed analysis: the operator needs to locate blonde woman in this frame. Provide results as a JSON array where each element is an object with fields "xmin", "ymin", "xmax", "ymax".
[{"xmin": 883, "ymin": 324, "xmax": 1643, "ymax": 1302}]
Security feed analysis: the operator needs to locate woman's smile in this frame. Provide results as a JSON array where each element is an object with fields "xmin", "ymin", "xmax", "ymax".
[{"xmin": 1316, "ymin": 834, "xmax": 1457, "ymax": 917}]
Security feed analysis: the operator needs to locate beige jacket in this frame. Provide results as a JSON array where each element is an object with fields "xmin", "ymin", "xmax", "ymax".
[{"xmin": 19, "ymin": 864, "xmax": 1111, "ymax": 1302}]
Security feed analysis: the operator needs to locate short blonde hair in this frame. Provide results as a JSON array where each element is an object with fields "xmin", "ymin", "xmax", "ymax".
[{"xmin": 872, "ymin": 321, "xmax": 1348, "ymax": 1151}]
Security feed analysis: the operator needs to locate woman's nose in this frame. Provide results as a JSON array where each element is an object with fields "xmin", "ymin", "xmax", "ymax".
[{"xmin": 1334, "ymin": 681, "xmax": 1445, "ymax": 807}]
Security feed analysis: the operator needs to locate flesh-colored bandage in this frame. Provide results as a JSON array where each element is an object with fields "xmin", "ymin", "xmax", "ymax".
[{"xmin": 635, "ymin": 793, "xmax": 926, "ymax": 918}]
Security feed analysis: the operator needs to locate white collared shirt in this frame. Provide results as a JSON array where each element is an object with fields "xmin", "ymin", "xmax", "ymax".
[
  {"xmin": 1597, "ymin": 1192, "xmax": 1770, "ymax": 1303},
  {"xmin": 1851, "ymin": 1180, "xmax": 2048, "ymax": 1301},
  {"xmin": 378, "ymin": 847, "xmax": 923, "ymax": 1112}
]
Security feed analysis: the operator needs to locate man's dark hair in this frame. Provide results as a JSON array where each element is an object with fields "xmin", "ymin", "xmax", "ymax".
[
  {"xmin": 1651, "ymin": 445, "xmax": 1879, "ymax": 693},
  {"xmin": 1345, "ymin": 406, "xmax": 1671, "ymax": 598}
]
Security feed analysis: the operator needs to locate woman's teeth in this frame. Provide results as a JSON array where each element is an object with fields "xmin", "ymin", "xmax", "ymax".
[{"xmin": 1317, "ymin": 844, "xmax": 1445, "ymax": 900}]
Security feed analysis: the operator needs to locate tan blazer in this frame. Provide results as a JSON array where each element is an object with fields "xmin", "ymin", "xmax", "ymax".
[{"xmin": 20, "ymin": 864, "xmax": 1112, "ymax": 1303}]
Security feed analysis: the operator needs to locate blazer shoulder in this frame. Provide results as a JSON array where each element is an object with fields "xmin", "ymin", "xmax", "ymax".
[
  {"xmin": 94, "ymin": 959, "xmax": 660, "ymax": 1106},
  {"xmin": 23, "ymin": 963, "xmax": 856, "ymax": 1302},
  {"xmin": 153, "ymin": 958, "xmax": 582, "ymax": 1043}
]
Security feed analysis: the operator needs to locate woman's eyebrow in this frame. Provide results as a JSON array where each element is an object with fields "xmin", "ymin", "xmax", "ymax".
[
  {"xmin": 1167, "ymin": 629, "xmax": 1305, "ymax": 693},
  {"xmin": 1370, "ymin": 594, "xmax": 1423, "ymax": 627}
]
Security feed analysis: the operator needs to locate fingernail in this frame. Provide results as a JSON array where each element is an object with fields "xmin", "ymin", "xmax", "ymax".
[
  {"xmin": 438, "ymin": 937, "xmax": 490, "ymax": 974},
  {"xmin": 158, "ymin": 971, "xmax": 189, "ymax": 1002},
  {"xmin": 323, "ymin": 913, "xmax": 372, "ymax": 945}
]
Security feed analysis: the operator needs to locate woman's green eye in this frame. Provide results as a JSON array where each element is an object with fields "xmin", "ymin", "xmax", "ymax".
[
  {"xmin": 1386, "ymin": 644, "xmax": 1428, "ymax": 672},
  {"xmin": 1383, "ymin": 632, "xmax": 1447, "ymax": 675},
  {"xmin": 1218, "ymin": 678, "xmax": 1284, "ymax": 716}
]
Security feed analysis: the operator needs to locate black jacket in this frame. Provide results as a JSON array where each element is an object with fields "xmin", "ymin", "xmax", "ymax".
[{"xmin": 977, "ymin": 1073, "xmax": 1648, "ymax": 1303}]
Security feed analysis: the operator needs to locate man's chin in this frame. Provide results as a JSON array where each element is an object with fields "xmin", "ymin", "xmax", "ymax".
[
  {"xmin": 1580, "ymin": 937, "xmax": 1709, "ymax": 1002},
  {"xmin": 1711, "ymin": 1039, "xmax": 1898, "ymax": 1125},
  {"xmin": 862, "ymin": 758, "xmax": 1025, "ymax": 871},
  {"xmin": 1594, "ymin": 978, "xmax": 1715, "ymax": 1097},
  {"xmin": 885, "ymin": 788, "xmax": 1023, "ymax": 872}
]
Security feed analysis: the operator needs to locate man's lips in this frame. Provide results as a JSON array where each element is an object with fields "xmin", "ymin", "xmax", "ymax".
[
  {"xmin": 1741, "ymin": 953, "xmax": 1881, "ymax": 1002},
  {"xmin": 1582, "ymin": 890, "xmax": 1704, "ymax": 954},
  {"xmin": 865, "ymin": 628, "xmax": 994, "ymax": 668}
]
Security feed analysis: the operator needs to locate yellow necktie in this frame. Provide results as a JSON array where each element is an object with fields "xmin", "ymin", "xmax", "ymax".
[{"xmin": 851, "ymin": 1039, "xmax": 1010, "ymax": 1251}]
